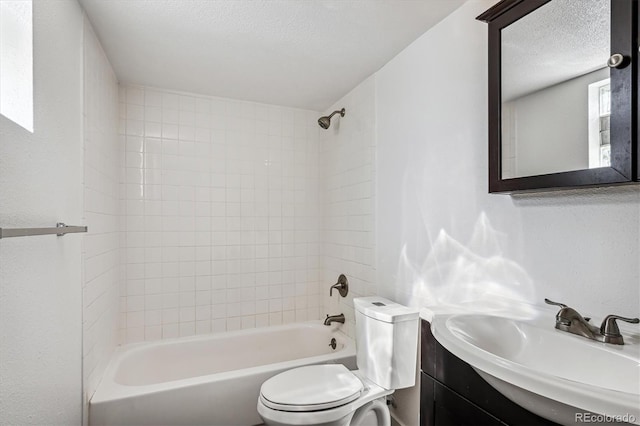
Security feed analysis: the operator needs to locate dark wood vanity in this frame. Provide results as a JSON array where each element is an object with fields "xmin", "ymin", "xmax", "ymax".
[
  {"xmin": 477, "ymin": 0, "xmax": 639, "ymax": 193},
  {"xmin": 419, "ymin": 319, "xmax": 559, "ymax": 426}
]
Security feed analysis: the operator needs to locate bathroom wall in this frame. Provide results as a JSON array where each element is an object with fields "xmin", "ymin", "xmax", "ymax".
[
  {"xmin": 319, "ymin": 76, "xmax": 377, "ymax": 338},
  {"xmin": 82, "ymin": 17, "xmax": 120, "ymax": 404},
  {"xmin": 322, "ymin": 0, "xmax": 638, "ymax": 319},
  {"xmin": 375, "ymin": 0, "xmax": 639, "ymax": 319},
  {"xmin": 505, "ymin": 67, "xmax": 609, "ymax": 178},
  {"xmin": 119, "ymin": 86, "xmax": 322, "ymax": 342},
  {"xmin": 0, "ymin": 0, "xmax": 85, "ymax": 423},
  {"xmin": 320, "ymin": 1, "xmax": 638, "ymax": 424}
]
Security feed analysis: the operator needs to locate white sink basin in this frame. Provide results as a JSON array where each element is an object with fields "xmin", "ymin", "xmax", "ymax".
[{"xmin": 431, "ymin": 312, "xmax": 640, "ymax": 425}]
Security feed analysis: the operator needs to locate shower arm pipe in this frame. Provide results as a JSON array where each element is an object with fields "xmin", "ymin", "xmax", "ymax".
[{"xmin": 326, "ymin": 108, "xmax": 346, "ymax": 119}]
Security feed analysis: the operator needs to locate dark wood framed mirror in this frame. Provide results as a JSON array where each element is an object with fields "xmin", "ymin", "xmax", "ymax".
[{"xmin": 477, "ymin": 0, "xmax": 638, "ymax": 193}]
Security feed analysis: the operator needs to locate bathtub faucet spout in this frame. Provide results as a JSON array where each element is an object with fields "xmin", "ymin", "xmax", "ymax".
[{"xmin": 324, "ymin": 313, "xmax": 345, "ymax": 326}]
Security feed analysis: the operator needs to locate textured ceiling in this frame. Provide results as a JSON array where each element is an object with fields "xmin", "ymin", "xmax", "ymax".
[
  {"xmin": 79, "ymin": 0, "xmax": 466, "ymax": 111},
  {"xmin": 502, "ymin": 0, "xmax": 610, "ymax": 101}
]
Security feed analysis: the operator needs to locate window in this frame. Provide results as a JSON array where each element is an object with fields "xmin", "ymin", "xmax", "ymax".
[
  {"xmin": 587, "ymin": 78, "xmax": 610, "ymax": 168},
  {"xmin": 0, "ymin": 0, "xmax": 33, "ymax": 133}
]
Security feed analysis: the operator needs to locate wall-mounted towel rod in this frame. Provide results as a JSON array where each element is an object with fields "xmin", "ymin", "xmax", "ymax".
[{"xmin": 0, "ymin": 223, "xmax": 88, "ymax": 239}]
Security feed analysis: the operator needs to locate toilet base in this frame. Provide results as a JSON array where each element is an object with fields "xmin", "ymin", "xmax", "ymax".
[
  {"xmin": 350, "ymin": 399, "xmax": 391, "ymax": 426},
  {"xmin": 258, "ymin": 397, "xmax": 390, "ymax": 426}
]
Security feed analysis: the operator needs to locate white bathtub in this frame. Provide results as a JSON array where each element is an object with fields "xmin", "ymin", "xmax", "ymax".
[{"xmin": 89, "ymin": 322, "xmax": 356, "ymax": 426}]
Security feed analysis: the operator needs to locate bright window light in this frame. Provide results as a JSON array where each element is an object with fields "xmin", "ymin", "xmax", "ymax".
[
  {"xmin": 1, "ymin": 0, "xmax": 33, "ymax": 133},
  {"xmin": 587, "ymin": 78, "xmax": 610, "ymax": 169}
]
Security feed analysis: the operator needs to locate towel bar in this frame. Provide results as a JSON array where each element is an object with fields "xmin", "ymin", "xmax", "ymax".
[{"xmin": 0, "ymin": 223, "xmax": 88, "ymax": 239}]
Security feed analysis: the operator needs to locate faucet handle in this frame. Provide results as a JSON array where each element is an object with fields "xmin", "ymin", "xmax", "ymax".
[
  {"xmin": 329, "ymin": 274, "xmax": 349, "ymax": 297},
  {"xmin": 600, "ymin": 314, "xmax": 640, "ymax": 337},
  {"xmin": 544, "ymin": 298, "xmax": 568, "ymax": 308}
]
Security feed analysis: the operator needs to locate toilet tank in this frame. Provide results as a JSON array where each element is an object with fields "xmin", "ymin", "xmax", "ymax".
[{"xmin": 354, "ymin": 296, "xmax": 419, "ymax": 390}]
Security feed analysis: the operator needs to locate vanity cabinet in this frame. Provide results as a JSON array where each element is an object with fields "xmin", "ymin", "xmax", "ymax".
[
  {"xmin": 420, "ymin": 320, "xmax": 558, "ymax": 426},
  {"xmin": 477, "ymin": 0, "xmax": 639, "ymax": 193}
]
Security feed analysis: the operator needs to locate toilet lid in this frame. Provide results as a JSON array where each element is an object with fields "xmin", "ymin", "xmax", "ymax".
[{"xmin": 260, "ymin": 364, "xmax": 363, "ymax": 412}]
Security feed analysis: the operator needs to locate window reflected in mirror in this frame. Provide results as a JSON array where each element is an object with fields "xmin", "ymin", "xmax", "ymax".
[{"xmin": 588, "ymin": 78, "xmax": 611, "ymax": 168}]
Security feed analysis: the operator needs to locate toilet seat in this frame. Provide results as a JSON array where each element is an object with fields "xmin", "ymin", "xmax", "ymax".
[
  {"xmin": 258, "ymin": 366, "xmax": 394, "ymax": 426},
  {"xmin": 260, "ymin": 365, "xmax": 363, "ymax": 412}
]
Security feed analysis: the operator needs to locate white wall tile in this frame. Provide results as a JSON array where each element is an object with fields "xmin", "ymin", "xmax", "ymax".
[
  {"xmin": 82, "ymin": 19, "xmax": 121, "ymax": 406},
  {"xmin": 319, "ymin": 76, "xmax": 377, "ymax": 339},
  {"xmin": 119, "ymin": 86, "xmax": 321, "ymax": 341}
]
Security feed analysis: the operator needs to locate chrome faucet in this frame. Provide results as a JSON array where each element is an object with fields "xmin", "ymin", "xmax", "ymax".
[
  {"xmin": 545, "ymin": 299, "xmax": 639, "ymax": 345},
  {"xmin": 324, "ymin": 313, "xmax": 345, "ymax": 326}
]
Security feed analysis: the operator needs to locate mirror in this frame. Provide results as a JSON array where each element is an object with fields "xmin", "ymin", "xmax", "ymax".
[
  {"xmin": 501, "ymin": 0, "xmax": 611, "ymax": 179},
  {"xmin": 478, "ymin": 0, "xmax": 637, "ymax": 193}
]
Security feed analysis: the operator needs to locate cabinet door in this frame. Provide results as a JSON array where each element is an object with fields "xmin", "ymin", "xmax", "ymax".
[
  {"xmin": 420, "ymin": 373, "xmax": 435, "ymax": 426},
  {"xmin": 432, "ymin": 376, "xmax": 503, "ymax": 426},
  {"xmin": 477, "ymin": 0, "xmax": 638, "ymax": 192}
]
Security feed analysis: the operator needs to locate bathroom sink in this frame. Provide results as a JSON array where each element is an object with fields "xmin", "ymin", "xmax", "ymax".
[{"xmin": 431, "ymin": 312, "xmax": 640, "ymax": 425}]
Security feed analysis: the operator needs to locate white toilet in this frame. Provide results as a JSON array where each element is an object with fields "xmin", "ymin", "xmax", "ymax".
[{"xmin": 257, "ymin": 296, "xmax": 419, "ymax": 426}]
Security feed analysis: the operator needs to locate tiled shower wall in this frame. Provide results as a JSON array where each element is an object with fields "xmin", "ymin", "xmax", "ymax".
[
  {"xmin": 319, "ymin": 76, "xmax": 377, "ymax": 338},
  {"xmin": 82, "ymin": 19, "xmax": 120, "ymax": 401},
  {"xmin": 119, "ymin": 86, "xmax": 322, "ymax": 343}
]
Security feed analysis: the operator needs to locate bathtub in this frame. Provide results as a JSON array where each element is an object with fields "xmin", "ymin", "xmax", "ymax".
[{"xmin": 89, "ymin": 322, "xmax": 356, "ymax": 426}]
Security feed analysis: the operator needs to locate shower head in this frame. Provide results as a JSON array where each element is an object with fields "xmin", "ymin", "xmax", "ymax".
[
  {"xmin": 318, "ymin": 116, "xmax": 331, "ymax": 130},
  {"xmin": 318, "ymin": 108, "xmax": 346, "ymax": 129}
]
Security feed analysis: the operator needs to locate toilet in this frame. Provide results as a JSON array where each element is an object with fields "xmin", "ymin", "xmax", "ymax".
[{"xmin": 257, "ymin": 296, "xmax": 419, "ymax": 426}]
